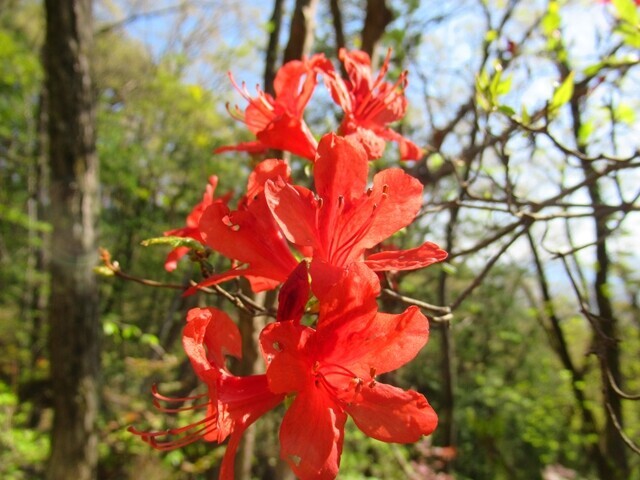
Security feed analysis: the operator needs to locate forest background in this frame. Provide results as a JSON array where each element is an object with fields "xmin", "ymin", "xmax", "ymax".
[{"xmin": 1, "ymin": 0, "xmax": 639, "ymax": 479}]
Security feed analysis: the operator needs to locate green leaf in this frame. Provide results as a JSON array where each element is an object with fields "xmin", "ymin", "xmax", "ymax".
[
  {"xmin": 427, "ymin": 152, "xmax": 445, "ymax": 170},
  {"xmin": 442, "ymin": 262, "xmax": 457, "ymax": 275},
  {"xmin": 103, "ymin": 320, "xmax": 119, "ymax": 336},
  {"xmin": 578, "ymin": 120, "xmax": 594, "ymax": 146},
  {"xmin": 140, "ymin": 235, "xmax": 206, "ymax": 252},
  {"xmin": 498, "ymin": 105, "xmax": 516, "ymax": 117},
  {"xmin": 94, "ymin": 266, "xmax": 115, "ymax": 277},
  {"xmin": 521, "ymin": 103, "xmax": 531, "ymax": 125},
  {"xmin": 549, "ymin": 71, "xmax": 575, "ymax": 112},
  {"xmin": 613, "ymin": 0, "xmax": 640, "ymax": 25},
  {"xmin": 614, "ymin": 103, "xmax": 636, "ymax": 124},
  {"xmin": 485, "ymin": 29, "xmax": 498, "ymax": 43},
  {"xmin": 541, "ymin": 0, "xmax": 561, "ymax": 37},
  {"xmin": 612, "ymin": 0, "xmax": 640, "ymax": 47},
  {"xmin": 0, "ymin": 205, "xmax": 52, "ymax": 232},
  {"xmin": 140, "ymin": 333, "xmax": 159, "ymax": 346}
]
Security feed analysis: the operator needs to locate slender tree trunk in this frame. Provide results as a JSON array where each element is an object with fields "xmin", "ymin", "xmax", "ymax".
[
  {"xmin": 329, "ymin": 0, "xmax": 346, "ymax": 53},
  {"xmin": 44, "ymin": 1, "xmax": 100, "ymax": 479},
  {"xmin": 527, "ymin": 231, "xmax": 612, "ymax": 477},
  {"xmin": 24, "ymin": 90, "xmax": 50, "ymax": 369},
  {"xmin": 233, "ymin": 286, "xmax": 276, "ymax": 479},
  {"xmin": 361, "ymin": 0, "xmax": 393, "ymax": 62},
  {"xmin": 283, "ymin": 0, "xmax": 319, "ymax": 63},
  {"xmin": 264, "ymin": 0, "xmax": 285, "ymax": 95},
  {"xmin": 569, "ymin": 93, "xmax": 628, "ymax": 479}
]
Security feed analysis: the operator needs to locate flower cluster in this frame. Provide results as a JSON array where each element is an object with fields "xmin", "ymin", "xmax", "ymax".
[{"xmin": 131, "ymin": 49, "xmax": 447, "ymax": 480}]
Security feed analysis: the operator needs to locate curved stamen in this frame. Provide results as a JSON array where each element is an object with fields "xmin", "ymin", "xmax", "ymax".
[
  {"xmin": 357, "ymin": 74, "xmax": 407, "ymax": 123},
  {"xmin": 129, "ymin": 416, "xmax": 220, "ymax": 451},
  {"xmin": 151, "ymin": 385, "xmax": 208, "ymax": 403},
  {"xmin": 152, "ymin": 398, "xmax": 210, "ymax": 413}
]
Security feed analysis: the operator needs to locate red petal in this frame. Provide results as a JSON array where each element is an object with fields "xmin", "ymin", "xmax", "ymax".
[
  {"xmin": 280, "ymin": 388, "xmax": 347, "ymax": 480},
  {"xmin": 277, "ymin": 261, "xmax": 310, "ymax": 323},
  {"xmin": 346, "ymin": 383, "xmax": 437, "ymax": 443},
  {"xmin": 164, "ymin": 246, "xmax": 190, "ymax": 272},
  {"xmin": 314, "ymin": 133, "xmax": 369, "ymax": 205},
  {"xmin": 339, "ymin": 48, "xmax": 374, "ymax": 95},
  {"xmin": 245, "ymin": 159, "xmax": 291, "ymax": 204},
  {"xmin": 260, "ymin": 322, "xmax": 314, "ymax": 394},
  {"xmin": 359, "ymin": 168, "xmax": 423, "ymax": 249},
  {"xmin": 183, "ymin": 266, "xmax": 278, "ymax": 296},
  {"xmin": 398, "ymin": 136, "xmax": 424, "ymax": 161},
  {"xmin": 364, "ymin": 241, "xmax": 448, "ymax": 271},
  {"xmin": 380, "ymin": 128, "xmax": 424, "ymax": 161},
  {"xmin": 218, "ymin": 374, "xmax": 285, "ymax": 479},
  {"xmin": 198, "ymin": 200, "xmax": 297, "ymax": 279},
  {"xmin": 245, "ymin": 274, "xmax": 283, "ymax": 292},
  {"xmin": 308, "ymin": 259, "xmax": 345, "ymax": 300},
  {"xmin": 320, "ymin": 306, "xmax": 429, "ymax": 379},
  {"xmin": 265, "ymin": 179, "xmax": 319, "ymax": 246},
  {"xmin": 344, "ymin": 128, "xmax": 386, "ymax": 160},
  {"xmin": 215, "ymin": 140, "xmax": 268, "ymax": 155},
  {"xmin": 313, "ymin": 262, "xmax": 379, "ymax": 329},
  {"xmin": 183, "ymin": 308, "xmax": 242, "ymax": 375},
  {"xmin": 257, "ymin": 116, "xmax": 318, "ymax": 160},
  {"xmin": 273, "ymin": 58, "xmax": 317, "ymax": 115}
]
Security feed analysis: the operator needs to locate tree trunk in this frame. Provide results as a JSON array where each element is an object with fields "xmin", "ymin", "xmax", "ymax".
[
  {"xmin": 264, "ymin": 0, "xmax": 285, "ymax": 95},
  {"xmin": 569, "ymin": 90, "xmax": 628, "ymax": 479},
  {"xmin": 44, "ymin": 0, "xmax": 100, "ymax": 479},
  {"xmin": 361, "ymin": 0, "xmax": 393, "ymax": 62},
  {"xmin": 233, "ymin": 286, "xmax": 276, "ymax": 479},
  {"xmin": 329, "ymin": 0, "xmax": 346, "ymax": 53},
  {"xmin": 283, "ymin": 0, "xmax": 319, "ymax": 63}
]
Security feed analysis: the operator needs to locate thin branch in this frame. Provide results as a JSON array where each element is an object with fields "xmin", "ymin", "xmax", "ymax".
[
  {"xmin": 381, "ymin": 288, "xmax": 451, "ymax": 317},
  {"xmin": 605, "ymin": 401, "xmax": 640, "ymax": 455}
]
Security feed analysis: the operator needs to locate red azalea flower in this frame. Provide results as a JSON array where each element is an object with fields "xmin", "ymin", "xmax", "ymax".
[
  {"xmin": 259, "ymin": 263, "xmax": 438, "ymax": 479},
  {"xmin": 185, "ymin": 159, "xmax": 300, "ymax": 294},
  {"xmin": 320, "ymin": 48, "xmax": 423, "ymax": 161},
  {"xmin": 217, "ymin": 54, "xmax": 332, "ymax": 161},
  {"xmin": 163, "ymin": 175, "xmax": 230, "ymax": 272},
  {"xmin": 265, "ymin": 133, "xmax": 447, "ymax": 295},
  {"xmin": 130, "ymin": 307, "xmax": 283, "ymax": 480}
]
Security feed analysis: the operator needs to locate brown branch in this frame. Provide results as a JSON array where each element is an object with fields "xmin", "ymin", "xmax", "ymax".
[
  {"xmin": 99, "ymin": 248, "xmax": 273, "ymax": 317},
  {"xmin": 99, "ymin": 248, "xmax": 185, "ymax": 290},
  {"xmin": 607, "ymin": 369, "xmax": 640, "ymax": 401},
  {"xmin": 381, "ymin": 288, "xmax": 451, "ymax": 319},
  {"xmin": 449, "ymin": 224, "xmax": 529, "ymax": 311},
  {"xmin": 605, "ymin": 402, "xmax": 640, "ymax": 455}
]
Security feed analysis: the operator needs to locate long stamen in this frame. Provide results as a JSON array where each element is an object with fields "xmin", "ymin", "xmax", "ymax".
[
  {"xmin": 225, "ymin": 102, "xmax": 245, "ymax": 122},
  {"xmin": 227, "ymin": 73, "xmax": 276, "ymax": 126},
  {"xmin": 152, "ymin": 399, "xmax": 210, "ymax": 413},
  {"xmin": 358, "ymin": 73, "xmax": 407, "ymax": 123},
  {"xmin": 151, "ymin": 385, "xmax": 208, "ymax": 403},
  {"xmin": 129, "ymin": 415, "xmax": 220, "ymax": 451}
]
